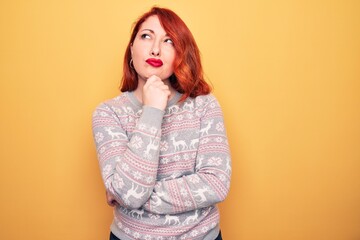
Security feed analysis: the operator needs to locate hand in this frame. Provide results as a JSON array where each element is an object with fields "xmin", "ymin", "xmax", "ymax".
[
  {"xmin": 106, "ymin": 190, "xmax": 118, "ymax": 207},
  {"xmin": 142, "ymin": 75, "xmax": 171, "ymax": 111}
]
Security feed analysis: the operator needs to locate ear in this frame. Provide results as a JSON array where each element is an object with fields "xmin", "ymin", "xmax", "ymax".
[{"xmin": 130, "ymin": 43, "xmax": 133, "ymax": 56}]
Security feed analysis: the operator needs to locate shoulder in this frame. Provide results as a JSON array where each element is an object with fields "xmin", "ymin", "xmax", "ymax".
[
  {"xmin": 176, "ymin": 94, "xmax": 222, "ymax": 119},
  {"xmin": 92, "ymin": 93, "xmax": 131, "ymax": 117},
  {"xmin": 191, "ymin": 94, "xmax": 221, "ymax": 110},
  {"xmin": 195, "ymin": 93, "xmax": 218, "ymax": 103}
]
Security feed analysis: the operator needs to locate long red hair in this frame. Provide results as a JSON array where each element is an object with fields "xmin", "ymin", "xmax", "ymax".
[{"xmin": 120, "ymin": 7, "xmax": 211, "ymax": 101}]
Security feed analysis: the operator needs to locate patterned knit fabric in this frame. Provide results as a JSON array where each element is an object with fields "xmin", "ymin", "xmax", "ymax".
[{"xmin": 92, "ymin": 91, "xmax": 231, "ymax": 240}]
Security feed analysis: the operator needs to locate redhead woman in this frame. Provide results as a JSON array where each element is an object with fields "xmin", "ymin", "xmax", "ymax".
[{"xmin": 92, "ymin": 7, "xmax": 231, "ymax": 240}]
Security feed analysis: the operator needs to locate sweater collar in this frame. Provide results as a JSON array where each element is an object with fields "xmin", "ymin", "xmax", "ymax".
[{"xmin": 126, "ymin": 91, "xmax": 182, "ymax": 109}]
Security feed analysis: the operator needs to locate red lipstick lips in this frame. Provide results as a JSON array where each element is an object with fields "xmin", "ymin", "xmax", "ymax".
[{"xmin": 146, "ymin": 58, "xmax": 163, "ymax": 67}]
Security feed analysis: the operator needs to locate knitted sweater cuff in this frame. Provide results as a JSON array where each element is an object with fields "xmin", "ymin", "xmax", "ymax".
[{"xmin": 139, "ymin": 105, "xmax": 165, "ymax": 129}]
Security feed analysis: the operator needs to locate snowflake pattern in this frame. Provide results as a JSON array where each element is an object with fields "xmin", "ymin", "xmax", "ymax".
[
  {"xmin": 99, "ymin": 146, "xmax": 106, "ymax": 154},
  {"xmin": 121, "ymin": 162, "xmax": 130, "ymax": 172},
  {"xmin": 130, "ymin": 135, "xmax": 143, "ymax": 149},
  {"xmin": 159, "ymin": 140, "xmax": 169, "ymax": 152},
  {"xmin": 133, "ymin": 232, "xmax": 140, "ymax": 239},
  {"xmin": 144, "ymin": 235, "xmax": 152, "ymax": 240},
  {"xmin": 173, "ymin": 155, "xmax": 181, "ymax": 162},
  {"xmin": 102, "ymin": 164, "xmax": 112, "ymax": 176},
  {"xmin": 190, "ymin": 230, "xmax": 199, "ymax": 237},
  {"xmin": 209, "ymin": 157, "xmax": 223, "ymax": 166},
  {"xmin": 160, "ymin": 157, "xmax": 170, "ymax": 164},
  {"xmin": 176, "ymin": 115, "xmax": 184, "ymax": 121},
  {"xmin": 113, "ymin": 174, "xmax": 125, "ymax": 189},
  {"xmin": 124, "ymin": 228, "xmax": 130, "ymax": 234},
  {"xmin": 180, "ymin": 188, "xmax": 188, "ymax": 197},
  {"xmin": 184, "ymin": 200, "xmax": 193, "ymax": 207},
  {"xmin": 200, "ymin": 138, "xmax": 210, "ymax": 144},
  {"xmin": 150, "ymin": 126, "xmax": 157, "ymax": 134},
  {"xmin": 132, "ymin": 171, "xmax": 143, "ymax": 180},
  {"xmin": 117, "ymin": 221, "xmax": 123, "ymax": 229},
  {"xmin": 145, "ymin": 176, "xmax": 154, "ymax": 184},
  {"xmin": 93, "ymin": 94, "xmax": 230, "ymax": 239},
  {"xmin": 216, "ymin": 122, "xmax": 224, "ymax": 132},
  {"xmin": 95, "ymin": 132, "xmax": 104, "ymax": 143}
]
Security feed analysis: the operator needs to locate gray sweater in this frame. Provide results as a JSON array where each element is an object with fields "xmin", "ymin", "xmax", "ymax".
[{"xmin": 92, "ymin": 91, "xmax": 231, "ymax": 240}]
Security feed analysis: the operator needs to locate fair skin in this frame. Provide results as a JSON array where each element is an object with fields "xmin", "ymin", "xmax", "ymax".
[
  {"xmin": 131, "ymin": 15, "xmax": 177, "ymax": 111},
  {"xmin": 106, "ymin": 15, "xmax": 177, "ymax": 206}
]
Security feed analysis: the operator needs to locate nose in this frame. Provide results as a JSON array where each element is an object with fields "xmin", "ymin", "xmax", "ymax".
[{"xmin": 150, "ymin": 40, "xmax": 160, "ymax": 57}]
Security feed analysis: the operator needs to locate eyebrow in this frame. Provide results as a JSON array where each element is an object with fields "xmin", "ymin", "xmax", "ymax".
[
  {"xmin": 140, "ymin": 29, "xmax": 155, "ymax": 34},
  {"xmin": 140, "ymin": 29, "xmax": 169, "ymax": 37}
]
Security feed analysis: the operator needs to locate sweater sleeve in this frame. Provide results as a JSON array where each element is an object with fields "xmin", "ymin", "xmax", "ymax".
[
  {"xmin": 143, "ymin": 96, "xmax": 232, "ymax": 214},
  {"xmin": 92, "ymin": 102, "xmax": 164, "ymax": 209}
]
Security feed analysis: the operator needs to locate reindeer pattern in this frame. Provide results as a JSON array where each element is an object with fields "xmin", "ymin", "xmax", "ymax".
[
  {"xmin": 123, "ymin": 183, "xmax": 147, "ymax": 205},
  {"xmin": 121, "ymin": 207, "xmax": 208, "ymax": 227},
  {"xmin": 93, "ymin": 92, "xmax": 231, "ymax": 238}
]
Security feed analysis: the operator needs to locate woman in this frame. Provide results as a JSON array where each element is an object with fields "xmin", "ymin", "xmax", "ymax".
[{"xmin": 92, "ymin": 7, "xmax": 231, "ymax": 240}]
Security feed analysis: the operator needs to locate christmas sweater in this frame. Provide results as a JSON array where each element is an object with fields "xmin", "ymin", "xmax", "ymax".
[{"xmin": 92, "ymin": 91, "xmax": 231, "ymax": 240}]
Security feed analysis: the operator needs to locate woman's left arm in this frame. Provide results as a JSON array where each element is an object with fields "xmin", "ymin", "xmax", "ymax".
[{"xmin": 143, "ymin": 96, "xmax": 232, "ymax": 214}]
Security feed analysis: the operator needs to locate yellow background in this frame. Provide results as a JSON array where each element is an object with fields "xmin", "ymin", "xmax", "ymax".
[{"xmin": 1, "ymin": 1, "xmax": 359, "ymax": 239}]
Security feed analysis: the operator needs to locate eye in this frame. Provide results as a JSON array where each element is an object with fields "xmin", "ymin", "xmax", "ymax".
[
  {"xmin": 141, "ymin": 33, "xmax": 151, "ymax": 39},
  {"xmin": 164, "ymin": 38, "xmax": 174, "ymax": 45}
]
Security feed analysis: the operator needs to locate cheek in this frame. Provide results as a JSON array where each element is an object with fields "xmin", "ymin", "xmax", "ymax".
[
  {"xmin": 166, "ymin": 50, "xmax": 176, "ymax": 66},
  {"xmin": 132, "ymin": 41, "xmax": 147, "ymax": 58},
  {"xmin": 131, "ymin": 46, "xmax": 142, "ymax": 59}
]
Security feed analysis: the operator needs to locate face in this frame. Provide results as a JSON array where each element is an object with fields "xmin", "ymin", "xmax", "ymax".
[{"xmin": 131, "ymin": 15, "xmax": 176, "ymax": 83}]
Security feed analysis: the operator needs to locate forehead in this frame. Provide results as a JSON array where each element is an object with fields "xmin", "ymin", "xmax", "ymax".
[{"xmin": 139, "ymin": 15, "xmax": 167, "ymax": 34}]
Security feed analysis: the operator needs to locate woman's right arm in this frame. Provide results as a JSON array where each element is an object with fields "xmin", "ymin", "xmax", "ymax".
[{"xmin": 92, "ymin": 102, "xmax": 164, "ymax": 209}]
